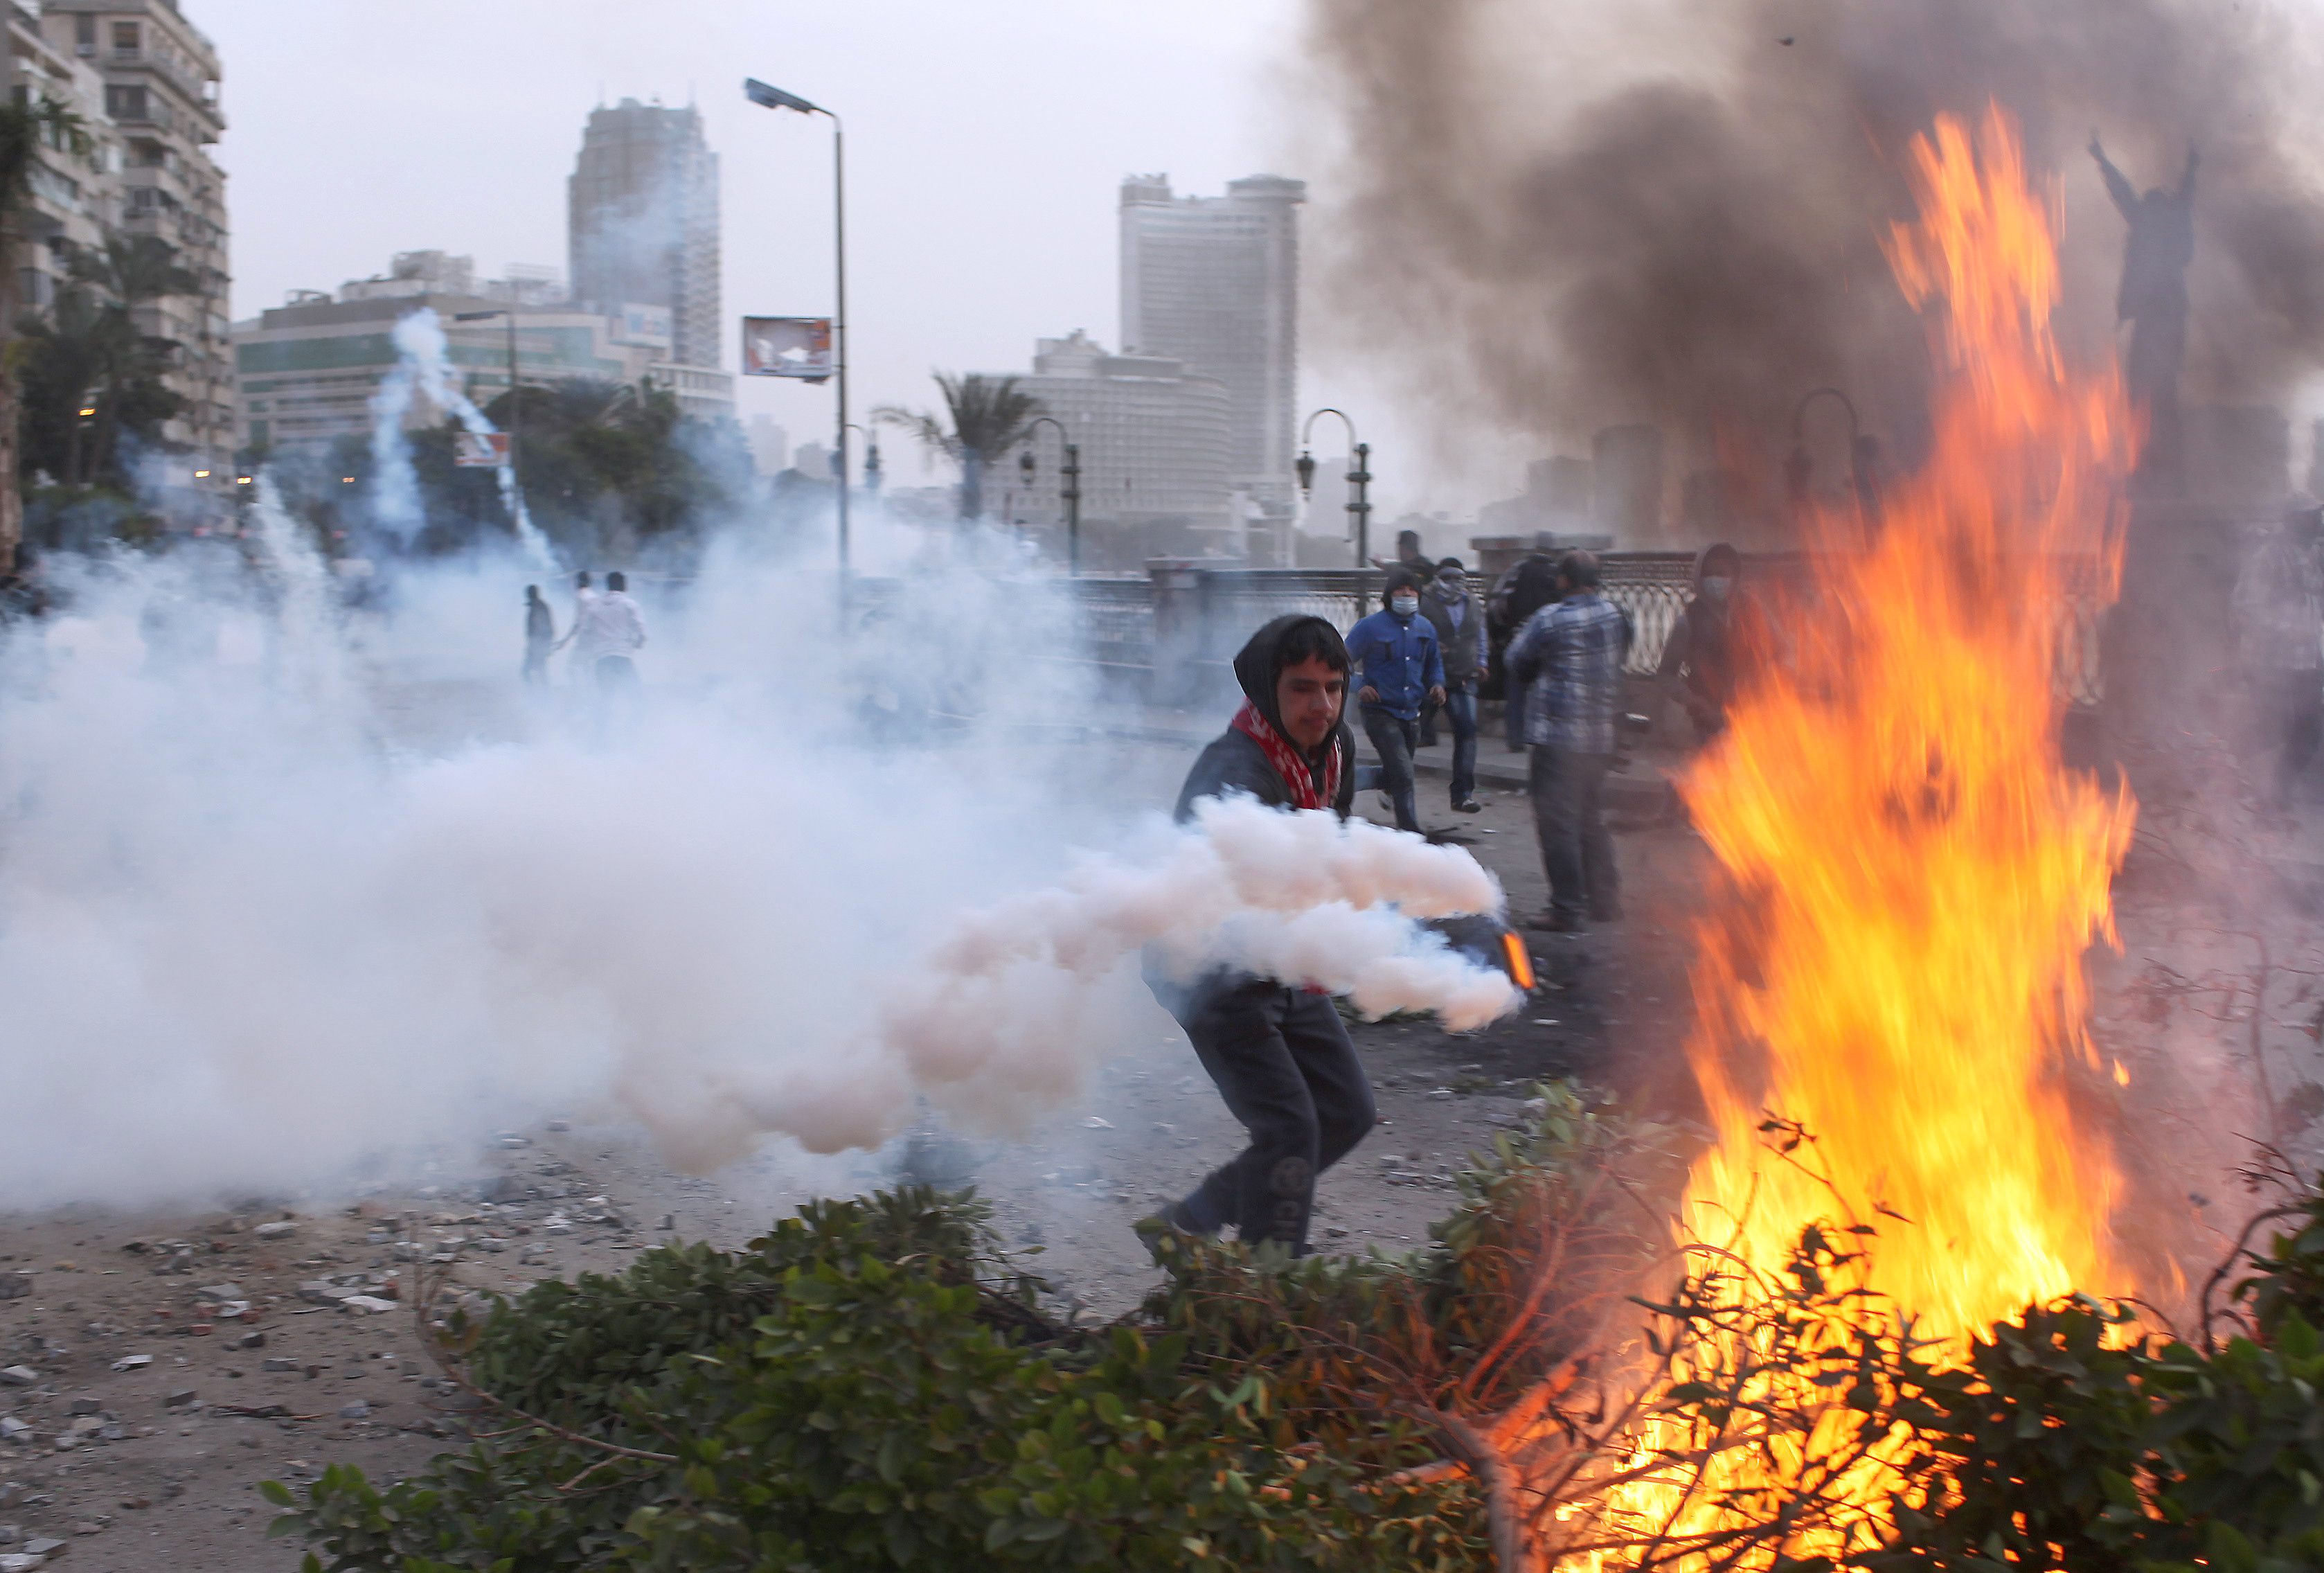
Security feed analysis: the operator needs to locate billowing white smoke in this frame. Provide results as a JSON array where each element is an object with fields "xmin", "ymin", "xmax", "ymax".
[
  {"xmin": 369, "ymin": 308, "xmax": 553, "ymax": 566},
  {"xmin": 701, "ymin": 795, "xmax": 1521, "ymax": 1162},
  {"xmin": 0, "ymin": 535, "xmax": 1518, "ymax": 1207}
]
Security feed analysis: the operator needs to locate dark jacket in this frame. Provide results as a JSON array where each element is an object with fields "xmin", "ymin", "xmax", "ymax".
[
  {"xmin": 1174, "ymin": 614, "xmax": 1357, "ymax": 822},
  {"xmin": 1421, "ymin": 583, "xmax": 1484, "ymax": 687},
  {"xmin": 1494, "ymin": 553, "xmax": 1562, "ymax": 633}
]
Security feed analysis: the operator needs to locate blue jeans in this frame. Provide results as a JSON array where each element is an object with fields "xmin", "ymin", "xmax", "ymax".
[
  {"xmin": 1442, "ymin": 687, "xmax": 1478, "ymax": 803},
  {"xmin": 1361, "ymin": 707, "xmax": 1421, "ymax": 833}
]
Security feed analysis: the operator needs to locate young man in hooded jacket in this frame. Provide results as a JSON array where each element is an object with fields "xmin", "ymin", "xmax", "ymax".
[{"xmin": 1148, "ymin": 614, "xmax": 1375, "ymax": 1255}]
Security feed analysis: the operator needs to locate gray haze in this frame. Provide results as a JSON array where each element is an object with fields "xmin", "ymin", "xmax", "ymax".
[{"xmin": 1298, "ymin": 0, "xmax": 2324, "ymax": 510}]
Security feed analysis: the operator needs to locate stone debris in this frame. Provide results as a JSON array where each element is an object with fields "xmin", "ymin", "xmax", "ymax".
[
  {"xmin": 0, "ymin": 1554, "xmax": 39, "ymax": 1572},
  {"xmin": 339, "ymin": 1401, "xmax": 370, "ymax": 1420},
  {"xmin": 253, "ymin": 1221, "xmax": 299, "ymax": 1240},
  {"xmin": 162, "ymin": 1389, "xmax": 197, "ymax": 1410},
  {"xmin": 0, "ymin": 1277, "xmax": 27, "ymax": 1303},
  {"xmin": 339, "ymin": 1295, "xmax": 398, "ymax": 1316},
  {"xmin": 296, "ymin": 1281, "xmax": 352, "ymax": 1307},
  {"xmin": 261, "ymin": 1359, "xmax": 298, "ymax": 1374},
  {"xmin": 193, "ymin": 1283, "xmax": 241, "ymax": 1303},
  {"xmin": 0, "ymin": 1374, "xmax": 33, "ymax": 1392},
  {"xmin": 106, "ymin": 1356, "xmax": 149, "ymax": 1374},
  {"xmin": 0, "ymin": 1419, "xmax": 32, "ymax": 1445}
]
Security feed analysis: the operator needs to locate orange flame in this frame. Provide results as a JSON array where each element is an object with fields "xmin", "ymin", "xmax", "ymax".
[
  {"xmin": 1683, "ymin": 103, "xmax": 2134, "ymax": 1335},
  {"xmin": 1593, "ymin": 106, "xmax": 2137, "ymax": 1564}
]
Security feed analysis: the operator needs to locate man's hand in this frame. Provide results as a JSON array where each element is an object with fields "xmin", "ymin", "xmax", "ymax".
[
  {"xmin": 1358, "ymin": 685, "xmax": 1379, "ymax": 704},
  {"xmin": 1427, "ymin": 685, "xmax": 1447, "ymax": 706}
]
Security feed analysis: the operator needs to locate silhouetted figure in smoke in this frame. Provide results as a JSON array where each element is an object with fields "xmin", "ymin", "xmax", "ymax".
[
  {"xmin": 521, "ymin": 583, "xmax": 554, "ymax": 686},
  {"xmin": 2090, "ymin": 133, "xmax": 2198, "ymax": 480}
]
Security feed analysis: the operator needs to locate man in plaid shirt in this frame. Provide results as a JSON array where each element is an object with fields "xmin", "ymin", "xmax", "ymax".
[{"xmin": 1507, "ymin": 551, "xmax": 1632, "ymax": 930}]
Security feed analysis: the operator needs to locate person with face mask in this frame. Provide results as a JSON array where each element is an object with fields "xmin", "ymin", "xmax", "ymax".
[
  {"xmin": 1343, "ymin": 569, "xmax": 1446, "ymax": 833},
  {"xmin": 1420, "ymin": 557, "xmax": 1485, "ymax": 812},
  {"xmin": 1656, "ymin": 542, "xmax": 1744, "ymax": 743}
]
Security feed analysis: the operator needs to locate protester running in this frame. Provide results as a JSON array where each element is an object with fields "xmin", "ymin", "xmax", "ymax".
[
  {"xmin": 1421, "ymin": 556, "xmax": 1485, "ymax": 812},
  {"xmin": 1143, "ymin": 615, "xmax": 1375, "ymax": 1257},
  {"xmin": 1345, "ymin": 569, "xmax": 1445, "ymax": 835}
]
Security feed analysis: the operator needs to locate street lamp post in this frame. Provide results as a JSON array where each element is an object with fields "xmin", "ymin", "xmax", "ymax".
[
  {"xmin": 1296, "ymin": 407, "xmax": 1370, "ymax": 569},
  {"xmin": 1018, "ymin": 414, "xmax": 1082, "ymax": 574},
  {"xmin": 745, "ymin": 78, "xmax": 850, "ymax": 598}
]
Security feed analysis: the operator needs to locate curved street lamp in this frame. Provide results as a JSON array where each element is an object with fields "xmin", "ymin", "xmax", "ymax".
[
  {"xmin": 1296, "ymin": 407, "xmax": 1370, "ymax": 569},
  {"xmin": 745, "ymin": 77, "xmax": 850, "ymax": 597},
  {"xmin": 1017, "ymin": 414, "xmax": 1083, "ymax": 574}
]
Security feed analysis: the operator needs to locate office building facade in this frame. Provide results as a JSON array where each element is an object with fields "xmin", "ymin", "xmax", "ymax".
[
  {"xmin": 233, "ymin": 251, "xmax": 733, "ymax": 452},
  {"xmin": 1118, "ymin": 173, "xmax": 1302, "ymax": 506},
  {"xmin": 982, "ymin": 330, "xmax": 1235, "ymax": 548}
]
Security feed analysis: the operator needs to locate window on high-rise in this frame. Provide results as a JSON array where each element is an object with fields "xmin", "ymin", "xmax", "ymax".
[
  {"xmin": 73, "ymin": 15, "xmax": 93, "ymax": 49},
  {"xmin": 112, "ymin": 21, "xmax": 139, "ymax": 54}
]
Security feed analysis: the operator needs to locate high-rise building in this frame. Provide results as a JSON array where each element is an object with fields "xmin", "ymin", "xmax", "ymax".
[
  {"xmin": 568, "ymin": 99, "xmax": 720, "ymax": 371},
  {"xmin": 1118, "ymin": 173, "xmax": 1303, "ymax": 505},
  {"xmin": 39, "ymin": 0, "xmax": 233, "ymax": 472}
]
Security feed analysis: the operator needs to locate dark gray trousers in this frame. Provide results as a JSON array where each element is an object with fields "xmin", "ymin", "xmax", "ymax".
[
  {"xmin": 1529, "ymin": 745, "xmax": 1619, "ymax": 919},
  {"xmin": 1169, "ymin": 979, "xmax": 1376, "ymax": 1252}
]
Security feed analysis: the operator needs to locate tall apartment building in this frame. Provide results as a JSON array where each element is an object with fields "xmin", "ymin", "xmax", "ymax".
[
  {"xmin": 1118, "ymin": 173, "xmax": 1303, "ymax": 506},
  {"xmin": 39, "ymin": 0, "xmax": 232, "ymax": 472},
  {"xmin": 4, "ymin": 4, "xmax": 120, "ymax": 314},
  {"xmin": 568, "ymin": 100, "xmax": 720, "ymax": 371}
]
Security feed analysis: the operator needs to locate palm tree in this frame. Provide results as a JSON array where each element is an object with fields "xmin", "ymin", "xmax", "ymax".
[
  {"xmin": 0, "ymin": 96, "xmax": 89, "ymax": 574},
  {"xmin": 65, "ymin": 234, "xmax": 197, "ymax": 482},
  {"xmin": 874, "ymin": 372, "xmax": 1045, "ymax": 521}
]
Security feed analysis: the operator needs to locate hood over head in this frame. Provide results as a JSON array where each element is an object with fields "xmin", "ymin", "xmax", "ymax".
[
  {"xmin": 1233, "ymin": 614, "xmax": 1351, "ymax": 752},
  {"xmin": 1381, "ymin": 568, "xmax": 1422, "ymax": 611}
]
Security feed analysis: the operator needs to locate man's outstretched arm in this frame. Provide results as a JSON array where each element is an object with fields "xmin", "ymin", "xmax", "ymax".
[{"xmin": 2089, "ymin": 132, "xmax": 2138, "ymax": 216}]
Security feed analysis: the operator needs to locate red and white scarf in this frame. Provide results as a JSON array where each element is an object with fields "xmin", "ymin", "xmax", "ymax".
[{"xmin": 1231, "ymin": 699, "xmax": 1341, "ymax": 811}]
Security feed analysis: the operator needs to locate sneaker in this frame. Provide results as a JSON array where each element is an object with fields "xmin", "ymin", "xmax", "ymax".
[
  {"xmin": 1453, "ymin": 798, "xmax": 1483, "ymax": 814},
  {"xmin": 1528, "ymin": 909, "xmax": 1584, "ymax": 933}
]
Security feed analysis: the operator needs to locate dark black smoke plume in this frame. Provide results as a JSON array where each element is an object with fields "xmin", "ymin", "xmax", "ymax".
[{"xmin": 1302, "ymin": 0, "xmax": 2324, "ymax": 527}]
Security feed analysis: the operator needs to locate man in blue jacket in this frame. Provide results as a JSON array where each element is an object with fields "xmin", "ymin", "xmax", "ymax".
[{"xmin": 1345, "ymin": 569, "xmax": 1445, "ymax": 834}]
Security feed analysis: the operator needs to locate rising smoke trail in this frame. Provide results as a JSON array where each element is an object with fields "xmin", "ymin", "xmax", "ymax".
[{"xmin": 368, "ymin": 308, "xmax": 555, "ymax": 565}]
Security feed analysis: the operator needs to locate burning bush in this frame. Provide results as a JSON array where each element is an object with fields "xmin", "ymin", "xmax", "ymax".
[{"xmin": 263, "ymin": 1099, "xmax": 2324, "ymax": 1572}]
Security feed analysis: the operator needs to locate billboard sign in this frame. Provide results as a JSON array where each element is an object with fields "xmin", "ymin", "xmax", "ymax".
[
  {"xmin": 742, "ymin": 315, "xmax": 834, "ymax": 382},
  {"xmin": 454, "ymin": 432, "xmax": 510, "ymax": 468}
]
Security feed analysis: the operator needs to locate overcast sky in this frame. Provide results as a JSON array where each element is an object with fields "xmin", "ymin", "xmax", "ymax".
[{"xmin": 190, "ymin": 0, "xmax": 1460, "ymax": 507}]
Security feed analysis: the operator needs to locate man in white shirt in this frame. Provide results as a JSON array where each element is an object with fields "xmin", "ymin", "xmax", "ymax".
[{"xmin": 564, "ymin": 569, "xmax": 646, "ymax": 693}]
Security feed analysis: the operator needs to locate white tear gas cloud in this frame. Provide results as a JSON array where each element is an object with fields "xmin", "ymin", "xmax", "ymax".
[
  {"xmin": 370, "ymin": 308, "xmax": 552, "ymax": 564},
  {"xmin": 0, "ymin": 514, "xmax": 1514, "ymax": 1208}
]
